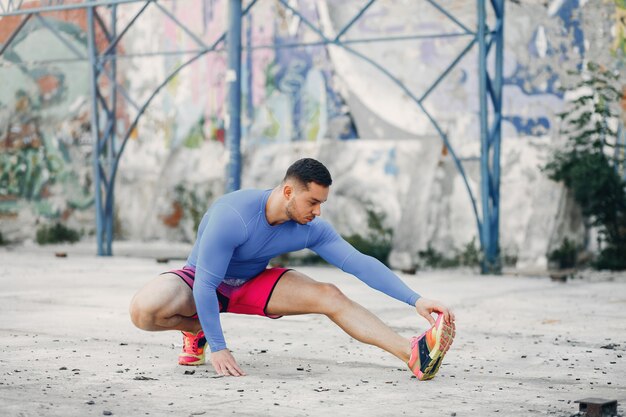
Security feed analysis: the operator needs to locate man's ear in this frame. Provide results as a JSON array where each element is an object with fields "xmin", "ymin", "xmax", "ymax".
[{"xmin": 283, "ymin": 183, "xmax": 293, "ymax": 200}]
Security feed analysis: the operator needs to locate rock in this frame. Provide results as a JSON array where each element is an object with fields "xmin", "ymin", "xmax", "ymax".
[{"xmin": 601, "ymin": 343, "xmax": 619, "ymax": 350}]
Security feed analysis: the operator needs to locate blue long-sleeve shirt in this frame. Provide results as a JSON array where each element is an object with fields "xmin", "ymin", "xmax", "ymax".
[{"xmin": 186, "ymin": 189, "xmax": 421, "ymax": 352}]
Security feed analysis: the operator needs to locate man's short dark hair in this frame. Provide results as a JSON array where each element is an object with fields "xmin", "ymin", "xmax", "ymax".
[{"xmin": 283, "ymin": 158, "xmax": 332, "ymax": 188}]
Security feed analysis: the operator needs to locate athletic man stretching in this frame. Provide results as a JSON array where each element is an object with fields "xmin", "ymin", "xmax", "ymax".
[{"xmin": 130, "ymin": 158, "xmax": 455, "ymax": 380}]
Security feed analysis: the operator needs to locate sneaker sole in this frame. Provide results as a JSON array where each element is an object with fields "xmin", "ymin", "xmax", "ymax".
[
  {"xmin": 416, "ymin": 319, "xmax": 455, "ymax": 380},
  {"xmin": 178, "ymin": 354, "xmax": 205, "ymax": 366}
]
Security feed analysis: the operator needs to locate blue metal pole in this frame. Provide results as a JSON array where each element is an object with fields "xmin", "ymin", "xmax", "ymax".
[
  {"xmin": 477, "ymin": 0, "xmax": 493, "ymax": 272},
  {"xmin": 226, "ymin": 0, "xmax": 242, "ymax": 193},
  {"xmin": 246, "ymin": 11, "xmax": 254, "ymax": 130},
  {"xmin": 105, "ymin": 5, "xmax": 118, "ymax": 255},
  {"xmin": 87, "ymin": 4, "xmax": 105, "ymax": 256},
  {"xmin": 491, "ymin": 0, "xmax": 504, "ymax": 272}
]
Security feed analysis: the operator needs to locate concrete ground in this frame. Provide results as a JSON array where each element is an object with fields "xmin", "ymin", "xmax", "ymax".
[{"xmin": 1, "ymin": 243, "xmax": 625, "ymax": 417}]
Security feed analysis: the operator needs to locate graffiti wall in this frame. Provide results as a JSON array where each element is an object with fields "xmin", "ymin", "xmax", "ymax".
[{"xmin": 0, "ymin": 0, "xmax": 624, "ymax": 267}]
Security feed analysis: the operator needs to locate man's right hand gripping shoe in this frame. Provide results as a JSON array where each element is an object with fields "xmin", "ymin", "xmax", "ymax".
[
  {"xmin": 408, "ymin": 313, "xmax": 455, "ymax": 380},
  {"xmin": 179, "ymin": 330, "xmax": 207, "ymax": 366}
]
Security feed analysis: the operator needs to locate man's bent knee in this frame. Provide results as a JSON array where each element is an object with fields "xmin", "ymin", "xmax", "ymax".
[
  {"xmin": 129, "ymin": 273, "xmax": 196, "ymax": 330},
  {"xmin": 129, "ymin": 296, "xmax": 159, "ymax": 330}
]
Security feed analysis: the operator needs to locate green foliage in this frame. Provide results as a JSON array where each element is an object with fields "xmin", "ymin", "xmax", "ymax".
[
  {"xmin": 418, "ymin": 245, "xmax": 459, "ymax": 268},
  {"xmin": 417, "ymin": 238, "xmax": 484, "ymax": 269},
  {"xmin": 36, "ymin": 223, "xmax": 80, "ymax": 245},
  {"xmin": 183, "ymin": 116, "xmax": 206, "ymax": 149},
  {"xmin": 344, "ymin": 233, "xmax": 393, "ymax": 266},
  {"xmin": 548, "ymin": 238, "xmax": 579, "ymax": 269},
  {"xmin": 0, "ymin": 231, "xmax": 6, "ymax": 246},
  {"xmin": 595, "ymin": 245, "xmax": 626, "ymax": 270},
  {"xmin": 543, "ymin": 62, "xmax": 626, "ymax": 270},
  {"xmin": 343, "ymin": 208, "xmax": 394, "ymax": 266},
  {"xmin": 459, "ymin": 238, "xmax": 482, "ymax": 267},
  {"xmin": 175, "ymin": 184, "xmax": 213, "ymax": 234}
]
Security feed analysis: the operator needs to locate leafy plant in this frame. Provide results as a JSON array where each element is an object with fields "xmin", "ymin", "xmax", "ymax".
[
  {"xmin": 417, "ymin": 245, "xmax": 459, "ymax": 268},
  {"xmin": 36, "ymin": 223, "xmax": 80, "ymax": 244},
  {"xmin": 343, "ymin": 208, "xmax": 394, "ymax": 266},
  {"xmin": 544, "ymin": 62, "xmax": 626, "ymax": 270},
  {"xmin": 548, "ymin": 238, "xmax": 579, "ymax": 269},
  {"xmin": 174, "ymin": 184, "xmax": 213, "ymax": 234},
  {"xmin": 417, "ymin": 238, "xmax": 484, "ymax": 269},
  {"xmin": 459, "ymin": 238, "xmax": 482, "ymax": 267}
]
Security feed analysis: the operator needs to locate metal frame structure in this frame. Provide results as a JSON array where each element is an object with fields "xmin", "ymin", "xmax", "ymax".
[{"xmin": 0, "ymin": 0, "xmax": 504, "ymax": 273}]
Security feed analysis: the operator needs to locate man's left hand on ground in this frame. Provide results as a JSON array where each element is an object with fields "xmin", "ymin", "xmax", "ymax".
[
  {"xmin": 210, "ymin": 349, "xmax": 247, "ymax": 377},
  {"xmin": 415, "ymin": 298, "xmax": 455, "ymax": 326}
]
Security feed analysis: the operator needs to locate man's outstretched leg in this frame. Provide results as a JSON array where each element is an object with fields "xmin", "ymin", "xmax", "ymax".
[{"xmin": 265, "ymin": 270, "xmax": 454, "ymax": 379}]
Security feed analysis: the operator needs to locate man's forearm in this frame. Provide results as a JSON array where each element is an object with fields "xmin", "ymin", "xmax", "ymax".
[{"xmin": 193, "ymin": 270, "xmax": 228, "ymax": 352}]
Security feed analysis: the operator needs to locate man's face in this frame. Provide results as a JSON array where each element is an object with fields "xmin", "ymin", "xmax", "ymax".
[{"xmin": 285, "ymin": 181, "xmax": 329, "ymax": 225}]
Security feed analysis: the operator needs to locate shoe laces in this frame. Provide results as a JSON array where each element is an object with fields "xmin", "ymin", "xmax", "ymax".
[{"xmin": 182, "ymin": 331, "xmax": 203, "ymax": 354}]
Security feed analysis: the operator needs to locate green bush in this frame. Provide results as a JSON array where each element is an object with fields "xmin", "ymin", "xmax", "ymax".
[
  {"xmin": 175, "ymin": 184, "xmax": 213, "ymax": 234},
  {"xmin": 0, "ymin": 231, "xmax": 6, "ymax": 246},
  {"xmin": 417, "ymin": 239, "xmax": 484, "ymax": 269},
  {"xmin": 543, "ymin": 62, "xmax": 626, "ymax": 270},
  {"xmin": 594, "ymin": 245, "xmax": 626, "ymax": 270},
  {"xmin": 548, "ymin": 238, "xmax": 578, "ymax": 269},
  {"xmin": 343, "ymin": 207, "xmax": 394, "ymax": 266},
  {"xmin": 36, "ymin": 223, "xmax": 80, "ymax": 245},
  {"xmin": 459, "ymin": 238, "xmax": 482, "ymax": 267},
  {"xmin": 344, "ymin": 233, "xmax": 393, "ymax": 266},
  {"xmin": 418, "ymin": 245, "xmax": 459, "ymax": 268}
]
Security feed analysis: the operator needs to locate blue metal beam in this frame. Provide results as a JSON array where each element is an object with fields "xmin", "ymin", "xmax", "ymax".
[
  {"xmin": 86, "ymin": 4, "xmax": 105, "ymax": 255},
  {"xmin": 245, "ymin": 11, "xmax": 253, "ymax": 130},
  {"xmin": 333, "ymin": 0, "xmax": 377, "ymax": 41},
  {"xmin": 0, "ymin": 0, "xmax": 143, "ymax": 17},
  {"xmin": 491, "ymin": 0, "xmax": 504, "ymax": 270},
  {"xmin": 0, "ymin": 13, "xmax": 31, "ymax": 56},
  {"xmin": 100, "ymin": 0, "xmax": 152, "ymax": 57},
  {"xmin": 153, "ymin": 1, "xmax": 209, "ymax": 50},
  {"xmin": 418, "ymin": 37, "xmax": 477, "ymax": 104},
  {"xmin": 1, "ymin": 31, "xmax": 476, "ymax": 66},
  {"xmin": 226, "ymin": 0, "xmax": 242, "ymax": 193},
  {"xmin": 104, "ymin": 4, "xmax": 118, "ymax": 256},
  {"xmin": 477, "ymin": 0, "xmax": 504, "ymax": 273},
  {"xmin": 425, "ymin": 0, "xmax": 474, "ymax": 35}
]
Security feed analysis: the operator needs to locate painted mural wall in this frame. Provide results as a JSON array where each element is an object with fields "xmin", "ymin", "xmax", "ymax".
[{"xmin": 0, "ymin": 0, "xmax": 624, "ymax": 269}]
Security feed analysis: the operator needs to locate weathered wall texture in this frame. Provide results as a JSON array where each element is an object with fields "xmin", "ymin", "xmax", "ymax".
[{"xmin": 0, "ymin": 0, "xmax": 623, "ymax": 269}]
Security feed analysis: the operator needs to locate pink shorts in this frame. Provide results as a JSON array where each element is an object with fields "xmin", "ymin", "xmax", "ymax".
[{"xmin": 163, "ymin": 266, "xmax": 290, "ymax": 319}]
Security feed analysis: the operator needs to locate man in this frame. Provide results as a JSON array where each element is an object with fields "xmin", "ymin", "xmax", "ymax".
[{"xmin": 130, "ymin": 158, "xmax": 455, "ymax": 380}]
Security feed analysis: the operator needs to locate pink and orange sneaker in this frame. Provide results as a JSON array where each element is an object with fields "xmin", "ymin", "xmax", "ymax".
[
  {"xmin": 179, "ymin": 330, "xmax": 207, "ymax": 366},
  {"xmin": 408, "ymin": 314, "xmax": 455, "ymax": 380}
]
